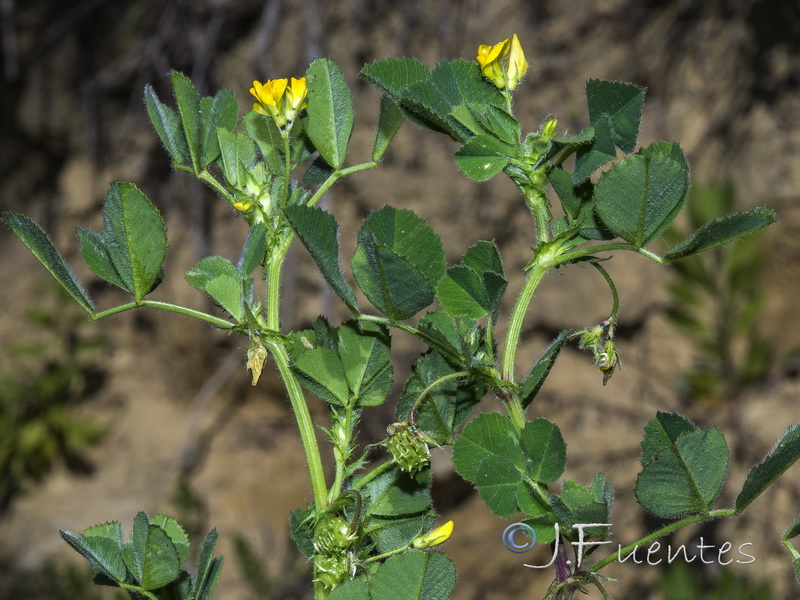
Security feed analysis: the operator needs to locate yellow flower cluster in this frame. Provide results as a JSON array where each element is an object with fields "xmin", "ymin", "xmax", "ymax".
[
  {"xmin": 249, "ymin": 77, "xmax": 308, "ymax": 128},
  {"xmin": 476, "ymin": 34, "xmax": 528, "ymax": 91}
]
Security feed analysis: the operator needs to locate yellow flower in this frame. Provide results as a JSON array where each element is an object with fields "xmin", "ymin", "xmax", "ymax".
[
  {"xmin": 250, "ymin": 78, "xmax": 288, "ymax": 118},
  {"xmin": 412, "ymin": 520, "xmax": 454, "ymax": 549},
  {"xmin": 233, "ymin": 199, "xmax": 254, "ymax": 214},
  {"xmin": 286, "ymin": 77, "xmax": 308, "ymax": 112},
  {"xmin": 506, "ymin": 34, "xmax": 528, "ymax": 91},
  {"xmin": 476, "ymin": 38, "xmax": 510, "ymax": 89},
  {"xmin": 475, "ymin": 34, "xmax": 528, "ymax": 91}
]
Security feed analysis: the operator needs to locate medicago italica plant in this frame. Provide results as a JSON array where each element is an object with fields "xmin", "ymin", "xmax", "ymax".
[{"xmin": 4, "ymin": 34, "xmax": 798, "ymax": 600}]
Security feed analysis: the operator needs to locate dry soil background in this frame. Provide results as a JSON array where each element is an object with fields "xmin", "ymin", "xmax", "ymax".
[{"xmin": 2, "ymin": 1, "xmax": 800, "ymax": 599}]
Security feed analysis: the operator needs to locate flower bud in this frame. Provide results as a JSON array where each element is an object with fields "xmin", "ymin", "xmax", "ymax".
[
  {"xmin": 541, "ymin": 116, "xmax": 558, "ymax": 141},
  {"xmin": 412, "ymin": 520, "xmax": 454, "ymax": 549},
  {"xmin": 506, "ymin": 34, "xmax": 528, "ymax": 91}
]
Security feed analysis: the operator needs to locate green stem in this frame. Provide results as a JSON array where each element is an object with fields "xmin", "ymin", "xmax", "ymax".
[
  {"xmin": 306, "ymin": 161, "xmax": 378, "ymax": 208},
  {"xmin": 92, "ymin": 300, "xmax": 235, "ymax": 329},
  {"xmin": 557, "ymin": 243, "xmax": 665, "ymax": 266},
  {"xmin": 501, "ymin": 261, "xmax": 551, "ymax": 384},
  {"xmin": 589, "ymin": 509, "xmax": 736, "ymax": 572},
  {"xmin": 176, "ymin": 164, "xmax": 234, "ymax": 203},
  {"xmin": 351, "ymin": 458, "xmax": 396, "ymax": 491},
  {"xmin": 265, "ymin": 238, "xmax": 329, "ymax": 510},
  {"xmin": 281, "ymin": 130, "xmax": 291, "ymax": 208},
  {"xmin": 118, "ymin": 583, "xmax": 159, "ymax": 600},
  {"xmin": 783, "ymin": 539, "xmax": 800, "ymax": 561},
  {"xmin": 329, "ymin": 404, "xmax": 357, "ymax": 503},
  {"xmin": 591, "ymin": 263, "xmax": 619, "ymax": 322},
  {"xmin": 526, "ymin": 188, "xmax": 551, "ymax": 245},
  {"xmin": 409, "ymin": 371, "xmax": 471, "ymax": 424},
  {"xmin": 357, "ymin": 315, "xmax": 464, "ymax": 365}
]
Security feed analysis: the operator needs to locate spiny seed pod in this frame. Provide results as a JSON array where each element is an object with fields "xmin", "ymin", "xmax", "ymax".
[
  {"xmin": 314, "ymin": 553, "xmax": 350, "ymax": 591},
  {"xmin": 313, "ymin": 515, "xmax": 354, "ymax": 556},
  {"xmin": 386, "ymin": 421, "xmax": 430, "ymax": 475}
]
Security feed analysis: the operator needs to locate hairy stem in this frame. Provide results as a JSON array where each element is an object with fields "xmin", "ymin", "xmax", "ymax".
[
  {"xmin": 589, "ymin": 509, "xmax": 736, "ymax": 572},
  {"xmin": 591, "ymin": 263, "xmax": 619, "ymax": 322},
  {"xmin": 266, "ymin": 238, "xmax": 329, "ymax": 510},
  {"xmin": 501, "ymin": 262, "xmax": 551, "ymax": 384},
  {"xmin": 306, "ymin": 161, "xmax": 378, "ymax": 208},
  {"xmin": 92, "ymin": 300, "xmax": 235, "ymax": 329}
]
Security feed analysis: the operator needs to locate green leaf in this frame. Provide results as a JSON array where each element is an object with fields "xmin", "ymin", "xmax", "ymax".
[
  {"xmin": 361, "ymin": 466, "xmax": 433, "ymax": 554},
  {"xmin": 149, "ymin": 514, "xmax": 190, "ymax": 564},
  {"xmin": 289, "ymin": 508, "xmax": 315, "ymax": 558},
  {"xmin": 573, "ymin": 115, "xmax": 616, "ymax": 184},
  {"xmin": 2, "ymin": 213, "xmax": 94, "ymax": 315},
  {"xmin": 238, "ymin": 223, "xmax": 267, "ymax": 275},
  {"xmin": 516, "ymin": 483, "xmax": 559, "ymax": 544},
  {"xmin": 521, "ymin": 418, "xmax": 567, "ymax": 483},
  {"xmin": 640, "ymin": 411, "xmax": 697, "ymax": 466},
  {"xmin": 186, "ymin": 256, "xmax": 244, "ymax": 322},
  {"xmin": 368, "ymin": 473, "xmax": 432, "ymax": 517},
  {"xmin": 354, "ymin": 235, "xmax": 433, "ymax": 320},
  {"xmin": 102, "ymin": 181, "xmax": 168, "ymax": 301},
  {"xmin": 594, "ymin": 151, "xmax": 689, "ymax": 247},
  {"xmin": 241, "ymin": 110, "xmax": 285, "ymax": 174},
  {"xmin": 336, "ymin": 321, "xmax": 393, "ymax": 407},
  {"xmin": 450, "ymin": 103, "xmax": 520, "ymax": 145},
  {"xmin": 373, "ymin": 95, "xmax": 405, "ymax": 162},
  {"xmin": 396, "ymin": 349, "xmax": 485, "ymax": 445},
  {"xmin": 368, "ymin": 550, "xmax": 456, "ymax": 600},
  {"xmin": 60, "ymin": 527, "xmax": 127, "ymax": 584},
  {"xmin": 305, "ymin": 58, "xmax": 354, "ymax": 169},
  {"xmin": 140, "ymin": 523, "xmax": 181, "ymax": 590},
  {"xmin": 293, "ymin": 346, "xmax": 350, "ymax": 405},
  {"xmin": 360, "ymin": 57, "xmax": 431, "ymax": 98},
  {"xmin": 475, "ymin": 455, "xmax": 522, "ymax": 517},
  {"xmin": 199, "ymin": 89, "xmax": 239, "ymax": 167},
  {"xmin": 217, "ymin": 128, "xmax": 257, "ymax": 189},
  {"xmin": 144, "ymin": 84, "xmax": 189, "ymax": 164},
  {"xmin": 784, "ymin": 512, "xmax": 800, "ymax": 541},
  {"xmin": 401, "ymin": 59, "xmax": 505, "ymax": 141},
  {"xmin": 435, "ymin": 241, "xmax": 507, "ymax": 320},
  {"xmin": 520, "ymin": 330, "xmax": 569, "ymax": 409},
  {"xmin": 549, "ymin": 167, "xmax": 583, "ymax": 221},
  {"xmin": 635, "ymin": 426, "xmax": 729, "ymax": 518},
  {"xmin": 454, "ymin": 134, "xmax": 515, "ymax": 181},
  {"xmin": 76, "ymin": 228, "xmax": 127, "ymax": 291},
  {"xmin": 329, "ymin": 578, "xmax": 370, "ymax": 600},
  {"xmin": 736, "ymin": 424, "xmax": 800, "ymax": 513},
  {"xmin": 664, "ymin": 207, "xmax": 777, "ymax": 262},
  {"xmin": 551, "ymin": 475, "xmax": 613, "ymax": 539},
  {"xmin": 453, "ymin": 413, "xmax": 523, "ymax": 483},
  {"xmin": 170, "ymin": 71, "xmax": 203, "ymax": 171},
  {"xmin": 586, "ymin": 79, "xmax": 645, "ymax": 153},
  {"xmin": 193, "ymin": 529, "xmax": 223, "ymax": 600},
  {"xmin": 122, "ymin": 511, "xmax": 149, "ymax": 583},
  {"xmin": 352, "ymin": 207, "xmax": 445, "ymax": 320},
  {"xmin": 284, "ymin": 205, "xmax": 359, "ymax": 312}
]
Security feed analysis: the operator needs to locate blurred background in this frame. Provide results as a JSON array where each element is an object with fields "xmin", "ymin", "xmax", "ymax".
[{"xmin": 2, "ymin": 1, "xmax": 800, "ymax": 598}]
